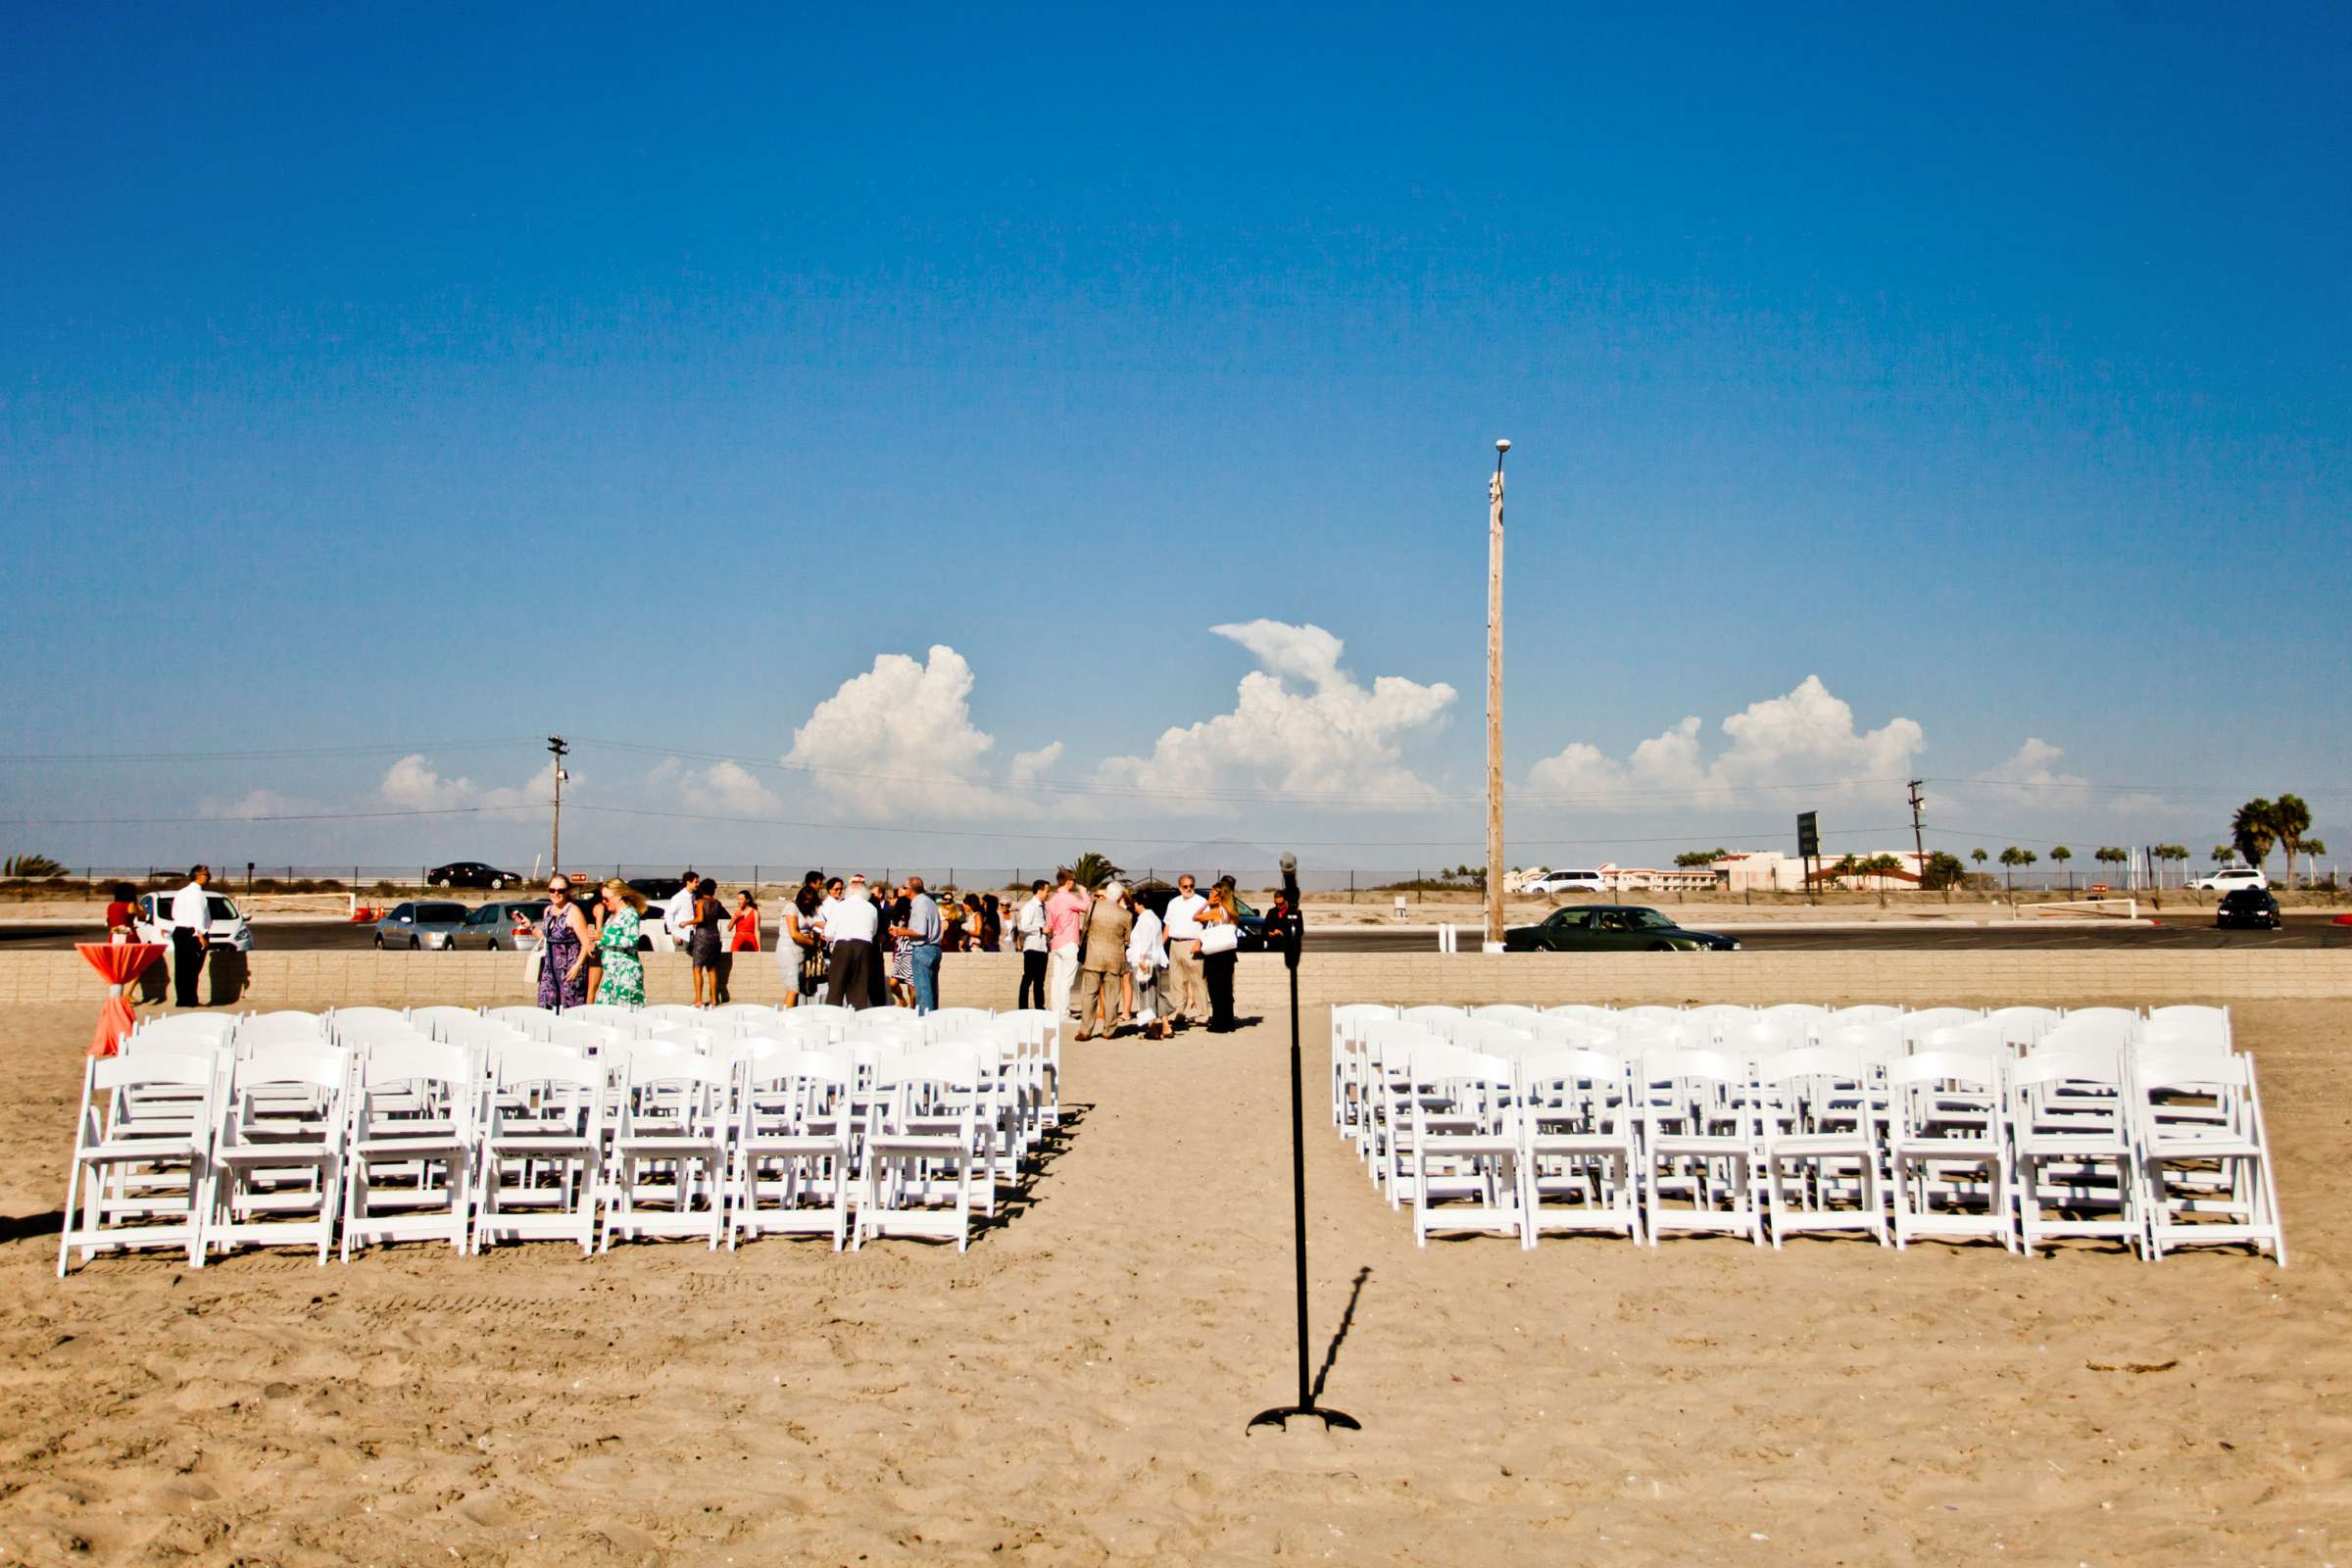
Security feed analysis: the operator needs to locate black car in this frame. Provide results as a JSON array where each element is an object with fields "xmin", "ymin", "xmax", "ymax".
[
  {"xmin": 1503, "ymin": 905, "xmax": 1741, "ymax": 953},
  {"xmin": 2215, "ymin": 887, "xmax": 2283, "ymax": 930},
  {"xmin": 428, "ymin": 860, "xmax": 522, "ymax": 891},
  {"xmin": 1130, "ymin": 882, "xmax": 1274, "ymax": 953},
  {"xmin": 627, "ymin": 876, "xmax": 689, "ymax": 906}
]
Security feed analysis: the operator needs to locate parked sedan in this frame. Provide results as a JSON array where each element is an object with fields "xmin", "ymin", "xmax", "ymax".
[
  {"xmin": 464, "ymin": 898, "xmax": 549, "ymax": 950},
  {"xmin": 1503, "ymin": 905, "xmax": 1740, "ymax": 953},
  {"xmin": 428, "ymin": 860, "xmax": 523, "ymax": 891},
  {"xmin": 374, "ymin": 900, "xmax": 472, "ymax": 950},
  {"xmin": 2215, "ymin": 887, "xmax": 2284, "ymax": 931}
]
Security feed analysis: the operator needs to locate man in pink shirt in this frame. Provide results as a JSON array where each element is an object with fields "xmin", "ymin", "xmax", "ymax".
[{"xmin": 1044, "ymin": 867, "xmax": 1089, "ymax": 1021}]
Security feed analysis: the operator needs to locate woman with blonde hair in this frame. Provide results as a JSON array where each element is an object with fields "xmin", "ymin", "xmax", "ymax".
[{"xmin": 594, "ymin": 879, "xmax": 648, "ymax": 1008}]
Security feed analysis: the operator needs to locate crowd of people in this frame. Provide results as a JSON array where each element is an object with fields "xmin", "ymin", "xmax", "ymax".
[{"xmin": 127, "ymin": 858, "xmax": 1270, "ymax": 1037}]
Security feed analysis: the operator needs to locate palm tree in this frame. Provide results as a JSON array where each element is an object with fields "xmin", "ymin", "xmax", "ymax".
[
  {"xmin": 1997, "ymin": 846, "xmax": 2024, "ymax": 892},
  {"xmin": 2272, "ymin": 793, "xmax": 2312, "ymax": 890},
  {"xmin": 1069, "ymin": 851, "xmax": 1124, "ymax": 890},
  {"xmin": 2211, "ymin": 845, "xmax": 2234, "ymax": 869},
  {"xmin": 2232, "ymin": 799, "xmax": 2278, "ymax": 880},
  {"xmin": 2094, "ymin": 846, "xmax": 2127, "ymax": 884},
  {"xmin": 2304, "ymin": 837, "xmax": 2329, "ymax": 887},
  {"xmin": 2049, "ymin": 845, "xmax": 2072, "ymax": 889},
  {"xmin": 1970, "ymin": 848, "xmax": 1988, "ymax": 872},
  {"xmin": 2156, "ymin": 844, "xmax": 2190, "ymax": 887}
]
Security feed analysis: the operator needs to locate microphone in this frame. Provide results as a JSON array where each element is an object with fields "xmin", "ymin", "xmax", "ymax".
[{"xmin": 1279, "ymin": 852, "xmax": 1302, "ymax": 971}]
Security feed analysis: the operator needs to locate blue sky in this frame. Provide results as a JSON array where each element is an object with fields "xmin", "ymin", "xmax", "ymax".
[{"xmin": 2, "ymin": 4, "xmax": 2345, "ymax": 877}]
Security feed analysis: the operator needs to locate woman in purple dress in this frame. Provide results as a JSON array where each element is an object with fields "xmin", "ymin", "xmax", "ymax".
[{"xmin": 538, "ymin": 875, "xmax": 595, "ymax": 1011}]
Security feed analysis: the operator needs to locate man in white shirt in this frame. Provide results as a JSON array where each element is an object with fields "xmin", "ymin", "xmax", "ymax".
[
  {"xmin": 1161, "ymin": 873, "xmax": 1209, "ymax": 1028},
  {"xmin": 822, "ymin": 874, "xmax": 881, "ymax": 1009},
  {"xmin": 1013, "ymin": 879, "xmax": 1049, "ymax": 1010},
  {"xmin": 169, "ymin": 864, "xmax": 213, "ymax": 1007},
  {"xmin": 662, "ymin": 870, "xmax": 700, "ymax": 950}
]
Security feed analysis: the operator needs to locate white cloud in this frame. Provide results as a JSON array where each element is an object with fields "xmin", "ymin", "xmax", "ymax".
[
  {"xmin": 1094, "ymin": 620, "xmax": 1457, "ymax": 811},
  {"xmin": 784, "ymin": 646, "xmax": 1056, "ymax": 819},
  {"xmin": 1008, "ymin": 742, "xmax": 1064, "ymax": 788},
  {"xmin": 198, "ymin": 787, "xmax": 326, "ymax": 820},
  {"xmin": 1526, "ymin": 676, "xmax": 1924, "ymax": 808},
  {"xmin": 1971, "ymin": 738, "xmax": 2087, "ymax": 804},
  {"xmin": 378, "ymin": 755, "xmax": 557, "ymax": 813},
  {"xmin": 646, "ymin": 758, "xmax": 783, "ymax": 817}
]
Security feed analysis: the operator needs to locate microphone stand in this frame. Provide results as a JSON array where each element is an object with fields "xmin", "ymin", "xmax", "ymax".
[{"xmin": 1249, "ymin": 858, "xmax": 1360, "ymax": 1434}]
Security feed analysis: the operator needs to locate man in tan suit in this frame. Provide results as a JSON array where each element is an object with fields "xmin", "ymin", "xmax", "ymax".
[{"xmin": 1072, "ymin": 880, "xmax": 1134, "ymax": 1040}]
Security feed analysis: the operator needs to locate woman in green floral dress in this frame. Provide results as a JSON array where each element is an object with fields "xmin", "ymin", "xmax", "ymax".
[{"xmin": 593, "ymin": 879, "xmax": 648, "ymax": 1007}]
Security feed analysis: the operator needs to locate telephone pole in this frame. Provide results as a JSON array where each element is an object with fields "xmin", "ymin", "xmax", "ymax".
[
  {"xmin": 1907, "ymin": 778, "xmax": 1927, "ymax": 886},
  {"xmin": 548, "ymin": 736, "xmax": 570, "ymax": 874},
  {"xmin": 1485, "ymin": 439, "xmax": 1510, "ymax": 950}
]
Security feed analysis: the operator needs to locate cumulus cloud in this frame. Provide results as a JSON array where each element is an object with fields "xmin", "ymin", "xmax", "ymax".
[
  {"xmin": 1970, "ymin": 738, "xmax": 2087, "ymax": 803},
  {"xmin": 784, "ymin": 646, "xmax": 1056, "ymax": 819},
  {"xmin": 1008, "ymin": 742, "xmax": 1065, "ymax": 788},
  {"xmin": 1094, "ymin": 620, "xmax": 1457, "ymax": 810},
  {"xmin": 379, "ymin": 755, "xmax": 558, "ymax": 812},
  {"xmin": 1526, "ymin": 676, "xmax": 1925, "ymax": 808},
  {"xmin": 646, "ymin": 758, "xmax": 783, "ymax": 817},
  {"xmin": 198, "ymin": 787, "xmax": 327, "ymax": 820}
]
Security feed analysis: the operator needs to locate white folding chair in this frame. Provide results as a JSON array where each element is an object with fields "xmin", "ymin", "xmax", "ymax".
[
  {"xmin": 328, "ymin": 1006, "xmax": 409, "ymax": 1037},
  {"xmin": 205, "ymin": 1046, "xmax": 350, "ymax": 1265},
  {"xmin": 1329, "ymin": 1004, "xmax": 1396, "ymax": 1134},
  {"xmin": 601, "ymin": 1053, "xmax": 731, "ymax": 1250},
  {"xmin": 239, "ymin": 1010, "xmax": 330, "ymax": 1050},
  {"xmin": 922, "ymin": 1007, "xmax": 994, "ymax": 1042},
  {"xmin": 1518, "ymin": 1048, "xmax": 1640, "ymax": 1246},
  {"xmin": 1636, "ymin": 1048, "xmax": 1762, "ymax": 1246},
  {"xmin": 856, "ymin": 1049, "xmax": 985, "ymax": 1251},
  {"xmin": 1406, "ymin": 1047, "xmax": 1521, "ymax": 1246},
  {"xmin": 1755, "ymin": 1047, "xmax": 1884, "ymax": 1249},
  {"xmin": 395, "ymin": 1004, "xmax": 471, "ymax": 1035},
  {"xmin": 732, "ymin": 1047, "xmax": 855, "ymax": 1250},
  {"xmin": 1886, "ymin": 1052, "xmax": 2012, "ymax": 1251},
  {"xmin": 471, "ymin": 1045, "xmax": 605, "ymax": 1254},
  {"xmin": 58, "ymin": 1052, "xmax": 220, "ymax": 1274},
  {"xmin": 2144, "ymin": 1004, "xmax": 2231, "ymax": 1051},
  {"xmin": 2007, "ymin": 1049, "xmax": 2139, "ymax": 1258},
  {"xmin": 999, "ymin": 1008, "xmax": 1063, "ymax": 1127},
  {"xmin": 342, "ymin": 1039, "xmax": 481, "ymax": 1258},
  {"xmin": 2133, "ymin": 1052, "xmax": 2285, "ymax": 1265}
]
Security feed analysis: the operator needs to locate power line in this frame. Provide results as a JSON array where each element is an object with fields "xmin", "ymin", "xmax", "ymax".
[{"xmin": 0, "ymin": 738, "xmax": 540, "ymax": 765}]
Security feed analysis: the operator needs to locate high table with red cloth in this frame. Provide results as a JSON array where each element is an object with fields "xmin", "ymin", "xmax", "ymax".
[{"xmin": 77, "ymin": 942, "xmax": 165, "ymax": 1057}]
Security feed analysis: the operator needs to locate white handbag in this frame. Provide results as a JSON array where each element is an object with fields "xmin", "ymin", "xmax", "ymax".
[{"xmin": 1198, "ymin": 922, "xmax": 1239, "ymax": 956}]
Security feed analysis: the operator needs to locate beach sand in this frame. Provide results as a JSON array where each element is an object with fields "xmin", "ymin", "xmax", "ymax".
[{"xmin": 2, "ymin": 1001, "xmax": 2346, "ymax": 1565}]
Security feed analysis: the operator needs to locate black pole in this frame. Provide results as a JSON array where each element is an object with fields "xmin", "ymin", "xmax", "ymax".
[{"xmin": 1250, "ymin": 853, "xmax": 1359, "ymax": 1434}]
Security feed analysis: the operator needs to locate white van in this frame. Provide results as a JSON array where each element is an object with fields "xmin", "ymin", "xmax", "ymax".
[
  {"xmin": 1526, "ymin": 868, "xmax": 1607, "ymax": 895},
  {"xmin": 2190, "ymin": 865, "xmax": 2269, "ymax": 893}
]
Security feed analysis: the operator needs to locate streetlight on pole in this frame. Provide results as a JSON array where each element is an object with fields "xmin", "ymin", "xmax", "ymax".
[
  {"xmin": 1486, "ymin": 439, "xmax": 1509, "ymax": 951},
  {"xmin": 547, "ymin": 735, "xmax": 569, "ymax": 875}
]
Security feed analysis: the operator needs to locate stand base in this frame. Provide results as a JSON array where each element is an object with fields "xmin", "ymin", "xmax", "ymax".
[{"xmin": 1248, "ymin": 1404, "xmax": 1361, "ymax": 1433}]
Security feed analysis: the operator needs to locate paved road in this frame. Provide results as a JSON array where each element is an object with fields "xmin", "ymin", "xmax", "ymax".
[{"xmin": 6, "ymin": 915, "xmax": 2348, "ymax": 953}]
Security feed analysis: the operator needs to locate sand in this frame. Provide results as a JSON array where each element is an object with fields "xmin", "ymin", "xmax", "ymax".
[{"xmin": 2, "ymin": 1001, "xmax": 2346, "ymax": 1565}]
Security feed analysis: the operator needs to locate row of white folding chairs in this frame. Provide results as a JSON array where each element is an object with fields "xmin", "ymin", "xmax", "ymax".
[
  {"xmin": 60, "ymin": 1023, "xmax": 1038, "ymax": 1273},
  {"xmin": 472, "ymin": 1004, "xmax": 1063, "ymax": 1126},
  {"xmin": 1362, "ymin": 1036, "xmax": 2282, "ymax": 1262},
  {"xmin": 1346, "ymin": 1009, "xmax": 2241, "ymax": 1188},
  {"xmin": 1331, "ymin": 1003, "xmax": 2233, "ymax": 1142}
]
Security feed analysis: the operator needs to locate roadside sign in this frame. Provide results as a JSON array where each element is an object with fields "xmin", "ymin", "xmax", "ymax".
[{"xmin": 1797, "ymin": 811, "xmax": 1820, "ymax": 859}]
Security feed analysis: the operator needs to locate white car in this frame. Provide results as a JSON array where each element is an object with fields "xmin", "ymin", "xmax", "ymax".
[
  {"xmin": 1526, "ymin": 869, "xmax": 1608, "ymax": 896},
  {"xmin": 2190, "ymin": 865, "xmax": 2269, "ymax": 893},
  {"xmin": 133, "ymin": 890, "xmax": 256, "ymax": 953}
]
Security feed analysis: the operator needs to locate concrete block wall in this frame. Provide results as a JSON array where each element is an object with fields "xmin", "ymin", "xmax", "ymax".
[{"xmin": 5, "ymin": 949, "xmax": 2348, "ymax": 1010}]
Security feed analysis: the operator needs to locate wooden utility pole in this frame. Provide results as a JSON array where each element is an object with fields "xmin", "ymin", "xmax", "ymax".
[
  {"xmin": 1486, "ymin": 440, "xmax": 1509, "ymax": 949},
  {"xmin": 548, "ymin": 735, "xmax": 569, "ymax": 874}
]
